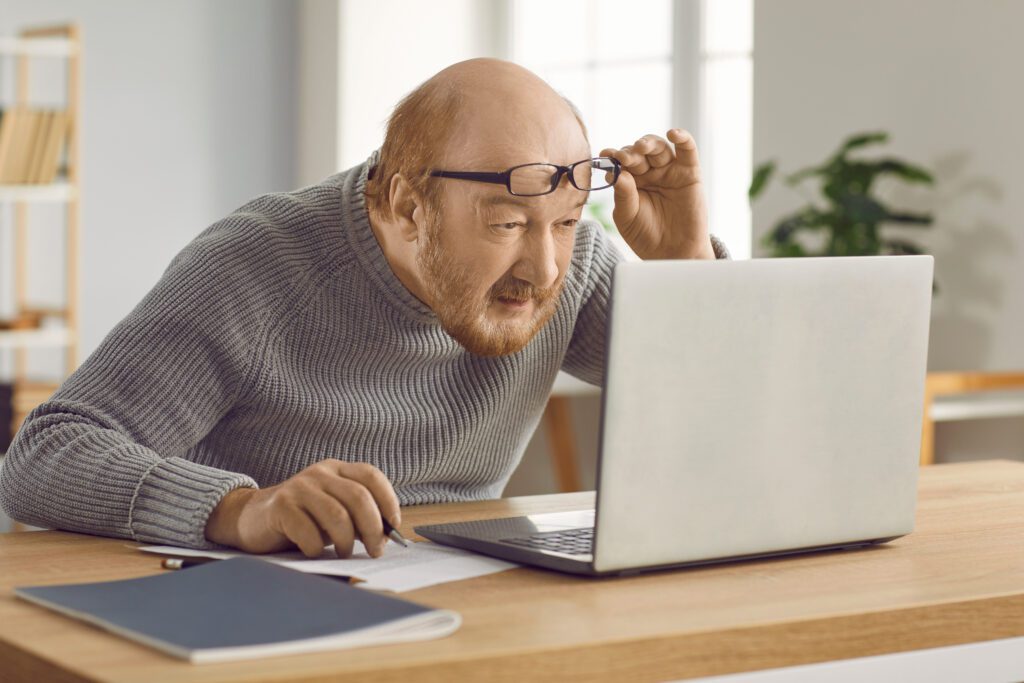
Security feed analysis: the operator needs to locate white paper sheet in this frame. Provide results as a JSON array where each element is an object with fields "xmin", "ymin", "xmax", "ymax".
[{"xmin": 139, "ymin": 540, "xmax": 518, "ymax": 592}]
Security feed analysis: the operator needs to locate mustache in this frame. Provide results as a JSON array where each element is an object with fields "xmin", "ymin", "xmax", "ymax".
[{"xmin": 488, "ymin": 276, "xmax": 560, "ymax": 304}]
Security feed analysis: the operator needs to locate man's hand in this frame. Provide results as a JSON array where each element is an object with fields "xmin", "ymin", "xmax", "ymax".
[
  {"xmin": 205, "ymin": 460, "xmax": 401, "ymax": 559},
  {"xmin": 600, "ymin": 129, "xmax": 715, "ymax": 261}
]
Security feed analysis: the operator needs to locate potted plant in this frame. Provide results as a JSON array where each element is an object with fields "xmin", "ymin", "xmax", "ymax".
[{"xmin": 748, "ymin": 132, "xmax": 935, "ymax": 259}]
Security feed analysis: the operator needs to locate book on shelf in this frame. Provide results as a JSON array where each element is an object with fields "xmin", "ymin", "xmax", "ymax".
[
  {"xmin": 0, "ymin": 107, "xmax": 70, "ymax": 185},
  {"xmin": 26, "ymin": 110, "xmax": 52, "ymax": 183},
  {"xmin": 0, "ymin": 108, "xmax": 17, "ymax": 179}
]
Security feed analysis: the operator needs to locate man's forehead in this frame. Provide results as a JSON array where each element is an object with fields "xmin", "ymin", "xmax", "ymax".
[
  {"xmin": 439, "ymin": 104, "xmax": 590, "ymax": 170},
  {"xmin": 444, "ymin": 143, "xmax": 592, "ymax": 171}
]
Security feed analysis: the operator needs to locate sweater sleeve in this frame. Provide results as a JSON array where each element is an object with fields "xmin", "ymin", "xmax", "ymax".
[
  {"xmin": 0, "ymin": 239, "xmax": 267, "ymax": 548},
  {"xmin": 561, "ymin": 232, "xmax": 731, "ymax": 386}
]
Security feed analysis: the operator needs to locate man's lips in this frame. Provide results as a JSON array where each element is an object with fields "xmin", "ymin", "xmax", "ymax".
[{"xmin": 495, "ymin": 295, "xmax": 531, "ymax": 308}]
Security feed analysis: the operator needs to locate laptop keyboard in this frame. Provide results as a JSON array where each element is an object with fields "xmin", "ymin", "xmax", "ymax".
[{"xmin": 500, "ymin": 527, "xmax": 594, "ymax": 555}]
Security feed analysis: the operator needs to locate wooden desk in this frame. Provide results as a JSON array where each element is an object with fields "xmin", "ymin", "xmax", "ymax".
[{"xmin": 2, "ymin": 460, "xmax": 1023, "ymax": 682}]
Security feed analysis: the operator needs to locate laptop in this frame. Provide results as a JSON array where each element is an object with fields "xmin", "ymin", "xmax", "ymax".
[{"xmin": 415, "ymin": 256, "xmax": 934, "ymax": 576}]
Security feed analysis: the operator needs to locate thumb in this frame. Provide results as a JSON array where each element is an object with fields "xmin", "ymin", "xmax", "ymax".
[{"xmin": 610, "ymin": 168, "xmax": 640, "ymax": 230}]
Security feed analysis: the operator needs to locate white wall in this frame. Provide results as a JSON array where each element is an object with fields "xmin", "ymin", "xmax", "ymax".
[
  {"xmin": 0, "ymin": 0, "xmax": 297, "ymax": 378},
  {"xmin": 296, "ymin": 0, "xmax": 341, "ymax": 188},
  {"xmin": 753, "ymin": 0, "xmax": 1024, "ymax": 372},
  {"xmin": 753, "ymin": 0, "xmax": 1024, "ymax": 460},
  {"xmin": 336, "ymin": 0, "xmax": 504, "ymax": 170}
]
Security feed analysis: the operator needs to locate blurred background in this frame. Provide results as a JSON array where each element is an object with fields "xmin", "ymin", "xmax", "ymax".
[{"xmin": 1, "ymin": 1, "xmax": 1022, "ymax": 532}]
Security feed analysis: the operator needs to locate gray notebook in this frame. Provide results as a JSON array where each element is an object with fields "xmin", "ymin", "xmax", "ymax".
[{"xmin": 15, "ymin": 556, "xmax": 460, "ymax": 663}]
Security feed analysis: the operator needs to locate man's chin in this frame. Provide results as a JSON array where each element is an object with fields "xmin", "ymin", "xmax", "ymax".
[
  {"xmin": 444, "ymin": 310, "xmax": 550, "ymax": 357},
  {"xmin": 448, "ymin": 325, "xmax": 536, "ymax": 358}
]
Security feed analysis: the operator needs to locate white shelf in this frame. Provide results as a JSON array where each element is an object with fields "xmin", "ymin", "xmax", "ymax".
[
  {"xmin": 0, "ymin": 183, "xmax": 76, "ymax": 203},
  {"xmin": 931, "ymin": 390, "xmax": 1024, "ymax": 422},
  {"xmin": 0, "ymin": 328, "xmax": 74, "ymax": 350},
  {"xmin": 0, "ymin": 37, "xmax": 77, "ymax": 57}
]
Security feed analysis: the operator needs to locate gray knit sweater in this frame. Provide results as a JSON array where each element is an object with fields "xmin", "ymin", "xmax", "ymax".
[{"xmin": 0, "ymin": 152, "xmax": 728, "ymax": 548}]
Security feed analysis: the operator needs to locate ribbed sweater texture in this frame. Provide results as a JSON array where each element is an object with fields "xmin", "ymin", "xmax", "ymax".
[{"xmin": 0, "ymin": 151, "xmax": 728, "ymax": 548}]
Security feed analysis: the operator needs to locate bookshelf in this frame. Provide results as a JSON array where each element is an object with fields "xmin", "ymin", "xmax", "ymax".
[{"xmin": 0, "ymin": 24, "xmax": 80, "ymax": 446}]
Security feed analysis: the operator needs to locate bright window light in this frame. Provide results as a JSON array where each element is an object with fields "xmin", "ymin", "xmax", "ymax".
[
  {"xmin": 510, "ymin": 0, "xmax": 753, "ymax": 259},
  {"xmin": 510, "ymin": 0, "xmax": 672, "ymax": 257},
  {"xmin": 700, "ymin": 0, "xmax": 753, "ymax": 259}
]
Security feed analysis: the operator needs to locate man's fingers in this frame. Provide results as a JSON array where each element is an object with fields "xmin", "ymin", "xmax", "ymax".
[
  {"xmin": 604, "ymin": 135, "xmax": 677, "ymax": 175},
  {"xmin": 301, "ymin": 490, "xmax": 358, "ymax": 558},
  {"xmin": 610, "ymin": 168, "xmax": 640, "ymax": 228},
  {"xmin": 667, "ymin": 128, "xmax": 700, "ymax": 166},
  {"xmin": 635, "ymin": 135, "xmax": 673, "ymax": 168},
  {"xmin": 605, "ymin": 131, "xmax": 696, "ymax": 173},
  {"xmin": 278, "ymin": 506, "xmax": 327, "ymax": 558},
  {"xmin": 334, "ymin": 461, "xmax": 402, "ymax": 528},
  {"xmin": 327, "ymin": 477, "xmax": 386, "ymax": 556},
  {"xmin": 610, "ymin": 145, "xmax": 650, "ymax": 174}
]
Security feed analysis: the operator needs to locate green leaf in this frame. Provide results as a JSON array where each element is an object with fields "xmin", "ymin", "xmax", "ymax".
[
  {"xmin": 876, "ymin": 159, "xmax": 935, "ymax": 184},
  {"xmin": 748, "ymin": 161, "xmax": 776, "ymax": 200},
  {"xmin": 776, "ymin": 242, "xmax": 809, "ymax": 257},
  {"xmin": 837, "ymin": 131, "xmax": 889, "ymax": 155},
  {"xmin": 837, "ymin": 194, "xmax": 888, "ymax": 224},
  {"xmin": 884, "ymin": 210, "xmax": 933, "ymax": 226},
  {"xmin": 766, "ymin": 217, "xmax": 800, "ymax": 245}
]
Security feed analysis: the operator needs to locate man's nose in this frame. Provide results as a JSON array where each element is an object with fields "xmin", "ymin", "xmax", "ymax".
[{"xmin": 513, "ymin": 227, "xmax": 560, "ymax": 290}]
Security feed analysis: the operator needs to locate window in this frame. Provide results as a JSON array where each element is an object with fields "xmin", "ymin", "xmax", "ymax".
[
  {"xmin": 509, "ymin": 0, "xmax": 672, "ymax": 256},
  {"xmin": 509, "ymin": 0, "xmax": 752, "ymax": 258},
  {"xmin": 700, "ymin": 0, "xmax": 753, "ymax": 259}
]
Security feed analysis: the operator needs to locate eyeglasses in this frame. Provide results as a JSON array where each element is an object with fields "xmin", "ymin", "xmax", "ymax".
[{"xmin": 429, "ymin": 157, "xmax": 621, "ymax": 197}]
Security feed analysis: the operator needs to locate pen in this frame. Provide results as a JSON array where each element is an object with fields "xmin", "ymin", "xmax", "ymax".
[
  {"xmin": 382, "ymin": 517, "xmax": 409, "ymax": 548},
  {"xmin": 160, "ymin": 558, "xmax": 366, "ymax": 585}
]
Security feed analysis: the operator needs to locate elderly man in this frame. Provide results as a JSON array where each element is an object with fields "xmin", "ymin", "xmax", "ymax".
[{"xmin": 0, "ymin": 59, "xmax": 727, "ymax": 558}]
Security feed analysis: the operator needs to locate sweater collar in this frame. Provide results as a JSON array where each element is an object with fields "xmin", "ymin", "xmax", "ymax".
[{"xmin": 342, "ymin": 150, "xmax": 440, "ymax": 324}]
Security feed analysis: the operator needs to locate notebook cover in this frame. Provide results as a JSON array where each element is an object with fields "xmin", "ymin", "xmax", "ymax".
[{"xmin": 15, "ymin": 556, "xmax": 458, "ymax": 662}]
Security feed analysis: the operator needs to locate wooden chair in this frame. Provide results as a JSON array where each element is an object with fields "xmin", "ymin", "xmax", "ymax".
[{"xmin": 544, "ymin": 395, "xmax": 582, "ymax": 492}]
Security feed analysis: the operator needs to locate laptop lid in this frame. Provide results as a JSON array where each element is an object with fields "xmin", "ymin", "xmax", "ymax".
[{"xmin": 592, "ymin": 256, "xmax": 933, "ymax": 573}]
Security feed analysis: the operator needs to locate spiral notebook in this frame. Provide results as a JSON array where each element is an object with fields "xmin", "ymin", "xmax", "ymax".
[{"xmin": 14, "ymin": 557, "xmax": 461, "ymax": 664}]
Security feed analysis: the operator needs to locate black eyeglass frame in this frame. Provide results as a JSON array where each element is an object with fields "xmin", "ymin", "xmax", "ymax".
[{"xmin": 429, "ymin": 157, "xmax": 621, "ymax": 197}]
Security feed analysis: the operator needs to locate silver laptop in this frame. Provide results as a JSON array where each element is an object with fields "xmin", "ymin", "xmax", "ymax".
[{"xmin": 415, "ymin": 256, "xmax": 934, "ymax": 576}]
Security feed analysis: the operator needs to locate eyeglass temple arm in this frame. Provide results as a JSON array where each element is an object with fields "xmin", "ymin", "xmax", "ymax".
[{"xmin": 429, "ymin": 170, "xmax": 509, "ymax": 183}]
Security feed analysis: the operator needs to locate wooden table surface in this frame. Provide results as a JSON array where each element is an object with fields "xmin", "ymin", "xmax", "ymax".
[{"xmin": 2, "ymin": 460, "xmax": 1023, "ymax": 682}]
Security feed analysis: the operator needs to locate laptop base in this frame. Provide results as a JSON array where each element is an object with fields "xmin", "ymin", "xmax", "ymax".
[{"xmin": 414, "ymin": 515, "xmax": 904, "ymax": 577}]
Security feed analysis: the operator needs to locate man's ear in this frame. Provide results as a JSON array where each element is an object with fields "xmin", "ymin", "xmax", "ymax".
[{"xmin": 388, "ymin": 174, "xmax": 425, "ymax": 243}]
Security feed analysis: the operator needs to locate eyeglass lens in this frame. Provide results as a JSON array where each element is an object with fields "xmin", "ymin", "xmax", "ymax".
[{"xmin": 508, "ymin": 158, "xmax": 618, "ymax": 196}]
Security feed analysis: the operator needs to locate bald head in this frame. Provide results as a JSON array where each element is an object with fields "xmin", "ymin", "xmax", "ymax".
[
  {"xmin": 366, "ymin": 59, "xmax": 589, "ymax": 219},
  {"xmin": 431, "ymin": 59, "xmax": 589, "ymax": 168}
]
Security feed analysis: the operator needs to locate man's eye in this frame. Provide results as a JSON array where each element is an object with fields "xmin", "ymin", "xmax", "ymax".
[{"xmin": 492, "ymin": 222, "xmax": 525, "ymax": 230}]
